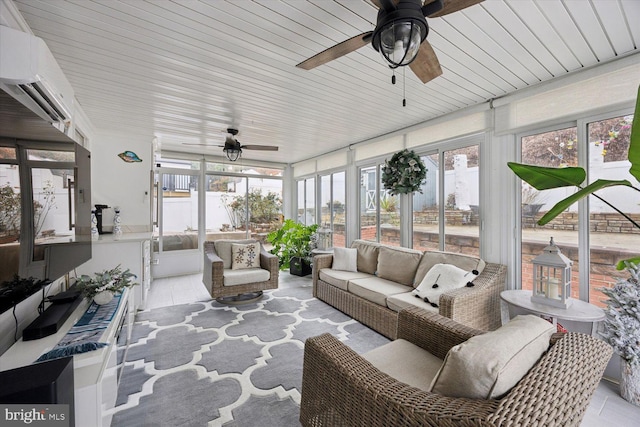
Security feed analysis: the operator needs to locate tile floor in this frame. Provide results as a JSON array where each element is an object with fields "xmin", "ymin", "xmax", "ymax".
[{"xmin": 146, "ymin": 272, "xmax": 640, "ymax": 426}]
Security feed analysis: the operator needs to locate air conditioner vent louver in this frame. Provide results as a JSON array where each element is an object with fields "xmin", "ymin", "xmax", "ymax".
[{"xmin": 18, "ymin": 83, "xmax": 69, "ymax": 122}]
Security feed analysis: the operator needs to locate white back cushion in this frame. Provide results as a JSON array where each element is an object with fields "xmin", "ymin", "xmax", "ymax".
[{"xmin": 430, "ymin": 315, "xmax": 555, "ymax": 399}]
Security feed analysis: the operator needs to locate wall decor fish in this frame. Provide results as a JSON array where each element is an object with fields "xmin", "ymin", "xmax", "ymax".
[{"xmin": 118, "ymin": 151, "xmax": 142, "ymax": 163}]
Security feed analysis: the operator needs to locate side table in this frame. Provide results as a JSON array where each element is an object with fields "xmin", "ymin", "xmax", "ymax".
[{"xmin": 500, "ymin": 289, "xmax": 604, "ymax": 335}]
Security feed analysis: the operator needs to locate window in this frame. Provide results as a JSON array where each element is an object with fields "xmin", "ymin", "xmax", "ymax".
[
  {"xmin": 154, "ymin": 158, "xmax": 284, "ymax": 254},
  {"xmin": 587, "ymin": 113, "xmax": 636, "ymax": 306},
  {"xmin": 320, "ymin": 171, "xmax": 346, "ymax": 248},
  {"xmin": 0, "ymin": 163, "xmax": 20, "ymax": 281},
  {"xmin": 413, "ymin": 153, "xmax": 439, "ymax": 250},
  {"xmin": 157, "ymin": 171, "xmax": 200, "ymax": 252},
  {"xmin": 520, "ymin": 126, "xmax": 579, "ymax": 294},
  {"xmin": 205, "ymin": 174, "xmax": 248, "ymax": 235},
  {"xmin": 517, "ymin": 116, "xmax": 636, "ymax": 307},
  {"xmin": 413, "ymin": 142, "xmax": 480, "ymax": 255},
  {"xmin": 443, "ymin": 146, "xmax": 480, "ymax": 254},
  {"xmin": 359, "ymin": 164, "xmax": 401, "ymax": 246},
  {"xmin": 296, "ymin": 177, "xmax": 316, "ymax": 225},
  {"xmin": 205, "ymin": 172, "xmax": 282, "ymax": 238}
]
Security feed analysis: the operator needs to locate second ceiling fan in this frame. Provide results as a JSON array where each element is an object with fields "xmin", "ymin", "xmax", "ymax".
[
  {"xmin": 297, "ymin": 0, "xmax": 483, "ymax": 84},
  {"xmin": 183, "ymin": 128, "xmax": 278, "ymax": 161}
]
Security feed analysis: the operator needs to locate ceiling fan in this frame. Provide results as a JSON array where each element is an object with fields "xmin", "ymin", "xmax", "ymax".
[
  {"xmin": 183, "ymin": 128, "xmax": 278, "ymax": 161},
  {"xmin": 296, "ymin": 0, "xmax": 483, "ymax": 84}
]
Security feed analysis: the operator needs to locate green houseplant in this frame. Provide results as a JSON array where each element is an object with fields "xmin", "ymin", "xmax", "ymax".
[
  {"xmin": 266, "ymin": 219, "xmax": 318, "ymax": 276},
  {"xmin": 76, "ymin": 265, "xmax": 137, "ymax": 305}
]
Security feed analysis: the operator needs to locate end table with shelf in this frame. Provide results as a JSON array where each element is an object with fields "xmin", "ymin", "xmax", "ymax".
[{"xmin": 500, "ymin": 289, "xmax": 605, "ymax": 335}]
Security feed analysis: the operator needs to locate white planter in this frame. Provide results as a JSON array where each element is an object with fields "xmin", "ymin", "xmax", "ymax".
[{"xmin": 93, "ymin": 291, "xmax": 114, "ymax": 305}]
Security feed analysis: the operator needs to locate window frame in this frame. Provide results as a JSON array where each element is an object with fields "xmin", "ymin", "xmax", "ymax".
[{"xmin": 514, "ymin": 105, "xmax": 634, "ymax": 303}]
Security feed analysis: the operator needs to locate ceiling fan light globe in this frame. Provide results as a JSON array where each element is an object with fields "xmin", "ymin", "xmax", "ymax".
[
  {"xmin": 380, "ymin": 22, "xmax": 422, "ymax": 67},
  {"xmin": 223, "ymin": 147, "xmax": 241, "ymax": 161},
  {"xmin": 372, "ymin": 0, "xmax": 428, "ymax": 69}
]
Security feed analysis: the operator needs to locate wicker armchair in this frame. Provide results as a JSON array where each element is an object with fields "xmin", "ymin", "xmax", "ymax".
[
  {"xmin": 300, "ymin": 307, "xmax": 612, "ymax": 427},
  {"xmin": 202, "ymin": 239, "xmax": 278, "ymax": 303}
]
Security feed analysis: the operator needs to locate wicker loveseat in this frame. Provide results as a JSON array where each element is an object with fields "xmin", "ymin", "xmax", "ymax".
[
  {"xmin": 312, "ymin": 240, "xmax": 507, "ymax": 339},
  {"xmin": 300, "ymin": 307, "xmax": 612, "ymax": 427}
]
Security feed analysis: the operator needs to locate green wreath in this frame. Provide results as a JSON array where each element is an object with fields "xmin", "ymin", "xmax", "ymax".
[{"xmin": 381, "ymin": 149, "xmax": 427, "ymax": 195}]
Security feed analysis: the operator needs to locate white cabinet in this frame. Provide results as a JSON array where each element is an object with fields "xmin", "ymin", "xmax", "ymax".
[
  {"xmin": 0, "ymin": 289, "xmax": 134, "ymax": 427},
  {"xmin": 78, "ymin": 233, "xmax": 152, "ymax": 311}
]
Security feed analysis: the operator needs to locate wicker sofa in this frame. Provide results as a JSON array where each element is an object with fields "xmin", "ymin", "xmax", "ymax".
[
  {"xmin": 300, "ymin": 308, "xmax": 613, "ymax": 427},
  {"xmin": 312, "ymin": 240, "xmax": 507, "ymax": 339}
]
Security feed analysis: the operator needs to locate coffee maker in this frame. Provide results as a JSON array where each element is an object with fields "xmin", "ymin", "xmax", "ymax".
[{"xmin": 94, "ymin": 204, "xmax": 110, "ymax": 234}]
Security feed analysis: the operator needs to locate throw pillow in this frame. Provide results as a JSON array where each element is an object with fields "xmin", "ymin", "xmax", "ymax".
[
  {"xmin": 414, "ymin": 251, "xmax": 486, "ymax": 287},
  {"xmin": 214, "ymin": 239, "xmax": 256, "ymax": 269},
  {"xmin": 350, "ymin": 240, "xmax": 380, "ymax": 274},
  {"xmin": 332, "ymin": 247, "xmax": 358, "ymax": 272},
  {"xmin": 376, "ymin": 246, "xmax": 423, "ymax": 286},
  {"xmin": 412, "ymin": 263, "xmax": 478, "ymax": 308},
  {"xmin": 430, "ymin": 315, "xmax": 555, "ymax": 399},
  {"xmin": 231, "ymin": 242, "xmax": 261, "ymax": 270}
]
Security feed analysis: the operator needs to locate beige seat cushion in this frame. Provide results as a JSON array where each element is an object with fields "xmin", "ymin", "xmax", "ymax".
[
  {"xmin": 414, "ymin": 251, "xmax": 486, "ymax": 288},
  {"xmin": 214, "ymin": 239, "xmax": 257, "ymax": 269},
  {"xmin": 348, "ymin": 277, "xmax": 413, "ymax": 306},
  {"xmin": 351, "ymin": 240, "xmax": 381, "ymax": 275},
  {"xmin": 376, "ymin": 246, "xmax": 423, "ymax": 286},
  {"xmin": 386, "ymin": 291, "xmax": 439, "ymax": 314},
  {"xmin": 430, "ymin": 315, "xmax": 555, "ymax": 399},
  {"xmin": 223, "ymin": 268, "xmax": 270, "ymax": 286},
  {"xmin": 362, "ymin": 339, "xmax": 443, "ymax": 391},
  {"xmin": 318, "ymin": 269, "xmax": 373, "ymax": 291}
]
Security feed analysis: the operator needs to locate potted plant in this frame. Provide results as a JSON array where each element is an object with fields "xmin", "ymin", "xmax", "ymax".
[
  {"xmin": 266, "ymin": 219, "xmax": 318, "ymax": 276},
  {"xmin": 76, "ymin": 265, "xmax": 137, "ymax": 305}
]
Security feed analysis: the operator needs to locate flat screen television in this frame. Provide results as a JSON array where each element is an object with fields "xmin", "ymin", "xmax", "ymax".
[{"xmin": 0, "ymin": 141, "xmax": 91, "ymax": 315}]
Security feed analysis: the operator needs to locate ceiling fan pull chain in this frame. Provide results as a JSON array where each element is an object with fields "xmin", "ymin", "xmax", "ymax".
[
  {"xmin": 392, "ymin": 69, "xmax": 396, "ymax": 85},
  {"xmin": 402, "ymin": 67, "xmax": 406, "ymax": 107}
]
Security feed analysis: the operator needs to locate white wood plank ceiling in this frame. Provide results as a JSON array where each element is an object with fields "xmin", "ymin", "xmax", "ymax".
[{"xmin": 11, "ymin": 0, "xmax": 640, "ymax": 164}]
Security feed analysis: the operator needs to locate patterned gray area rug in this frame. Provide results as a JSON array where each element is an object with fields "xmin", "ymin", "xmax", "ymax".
[{"xmin": 110, "ymin": 286, "xmax": 390, "ymax": 427}]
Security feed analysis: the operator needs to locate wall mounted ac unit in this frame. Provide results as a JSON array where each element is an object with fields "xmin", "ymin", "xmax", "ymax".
[{"xmin": 0, "ymin": 25, "xmax": 74, "ymax": 134}]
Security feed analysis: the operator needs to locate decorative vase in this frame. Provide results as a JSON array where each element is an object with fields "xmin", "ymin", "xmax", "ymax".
[
  {"xmin": 113, "ymin": 207, "xmax": 122, "ymax": 237},
  {"xmin": 91, "ymin": 211, "xmax": 99, "ymax": 240},
  {"xmin": 93, "ymin": 290, "xmax": 114, "ymax": 305},
  {"xmin": 621, "ymin": 361, "xmax": 640, "ymax": 406}
]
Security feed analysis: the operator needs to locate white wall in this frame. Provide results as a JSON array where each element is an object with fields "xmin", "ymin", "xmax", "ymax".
[{"xmin": 88, "ymin": 130, "xmax": 153, "ymax": 232}]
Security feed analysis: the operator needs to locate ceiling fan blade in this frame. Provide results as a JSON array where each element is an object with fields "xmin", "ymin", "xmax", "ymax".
[
  {"xmin": 296, "ymin": 31, "xmax": 373, "ymax": 70},
  {"xmin": 241, "ymin": 145, "xmax": 279, "ymax": 151},
  {"xmin": 181, "ymin": 143, "xmax": 223, "ymax": 147},
  {"xmin": 409, "ymin": 40, "xmax": 443, "ymax": 83},
  {"xmin": 426, "ymin": 0, "xmax": 483, "ymax": 18}
]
